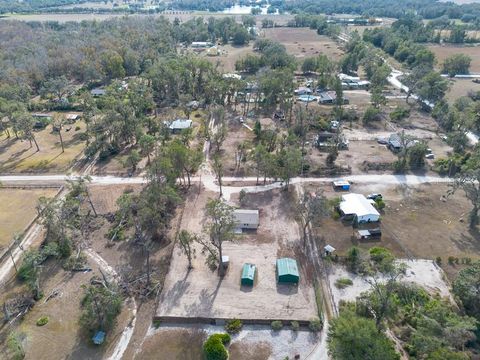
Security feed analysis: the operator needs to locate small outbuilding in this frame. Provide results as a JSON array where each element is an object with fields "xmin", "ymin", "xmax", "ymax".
[
  {"xmin": 241, "ymin": 263, "xmax": 256, "ymax": 286},
  {"xmin": 167, "ymin": 119, "xmax": 193, "ymax": 133},
  {"xmin": 233, "ymin": 209, "xmax": 259, "ymax": 230},
  {"xmin": 91, "ymin": 88, "xmax": 106, "ymax": 97},
  {"xmin": 324, "ymin": 244, "xmax": 336, "ymax": 256},
  {"xmin": 332, "ymin": 180, "xmax": 350, "ymax": 191},
  {"xmin": 276, "ymin": 258, "xmax": 300, "ymax": 284},
  {"xmin": 339, "ymin": 193, "xmax": 380, "ymax": 223}
]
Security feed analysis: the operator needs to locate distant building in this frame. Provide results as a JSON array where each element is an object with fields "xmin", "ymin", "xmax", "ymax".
[
  {"xmin": 66, "ymin": 114, "xmax": 80, "ymax": 121},
  {"xmin": 339, "ymin": 193, "xmax": 380, "ymax": 223},
  {"xmin": 167, "ymin": 119, "xmax": 193, "ymax": 133},
  {"xmin": 318, "ymin": 91, "xmax": 349, "ymax": 105},
  {"xmin": 338, "ymin": 73, "xmax": 370, "ymax": 90},
  {"xmin": 91, "ymin": 88, "xmax": 106, "ymax": 97},
  {"xmin": 191, "ymin": 41, "xmax": 213, "ymax": 50},
  {"xmin": 294, "ymin": 87, "xmax": 312, "ymax": 96},
  {"xmin": 233, "ymin": 209, "xmax": 259, "ymax": 230}
]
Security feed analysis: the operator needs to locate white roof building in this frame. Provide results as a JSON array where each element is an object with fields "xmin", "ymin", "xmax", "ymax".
[
  {"xmin": 233, "ymin": 209, "xmax": 259, "ymax": 230},
  {"xmin": 339, "ymin": 193, "xmax": 380, "ymax": 223},
  {"xmin": 167, "ymin": 119, "xmax": 192, "ymax": 132}
]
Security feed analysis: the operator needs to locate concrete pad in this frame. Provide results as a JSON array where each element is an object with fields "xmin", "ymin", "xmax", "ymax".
[{"xmin": 156, "ymin": 242, "xmax": 317, "ymax": 322}]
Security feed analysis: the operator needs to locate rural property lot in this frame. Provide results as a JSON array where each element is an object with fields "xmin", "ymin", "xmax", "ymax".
[
  {"xmin": 446, "ymin": 78, "xmax": 480, "ymax": 102},
  {"xmin": 0, "ymin": 188, "xmax": 59, "ymax": 250},
  {"xmin": 0, "ymin": 122, "xmax": 86, "ymax": 173},
  {"xmin": 328, "ymin": 260, "xmax": 451, "ymax": 309},
  {"xmin": 264, "ymin": 28, "xmax": 344, "ymax": 62},
  {"xmin": 310, "ymin": 183, "xmax": 480, "ymax": 273},
  {"xmin": 428, "ymin": 44, "xmax": 480, "ymax": 72},
  {"xmin": 156, "ymin": 188, "xmax": 317, "ymax": 323}
]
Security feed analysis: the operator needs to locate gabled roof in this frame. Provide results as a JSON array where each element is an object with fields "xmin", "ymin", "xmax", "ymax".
[
  {"xmin": 168, "ymin": 119, "xmax": 192, "ymax": 130},
  {"xmin": 241, "ymin": 263, "xmax": 256, "ymax": 280},
  {"xmin": 276, "ymin": 258, "xmax": 299, "ymax": 277},
  {"xmin": 233, "ymin": 209, "xmax": 259, "ymax": 226},
  {"xmin": 340, "ymin": 193, "xmax": 380, "ymax": 218}
]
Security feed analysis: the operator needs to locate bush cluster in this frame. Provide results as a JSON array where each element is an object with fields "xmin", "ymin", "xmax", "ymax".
[{"xmin": 203, "ymin": 333, "xmax": 230, "ymax": 360}]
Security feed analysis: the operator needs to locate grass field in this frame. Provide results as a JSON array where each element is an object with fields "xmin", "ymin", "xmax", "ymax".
[
  {"xmin": 428, "ymin": 44, "xmax": 480, "ymax": 72},
  {"xmin": 0, "ymin": 121, "xmax": 86, "ymax": 173},
  {"xmin": 0, "ymin": 188, "xmax": 59, "ymax": 250},
  {"xmin": 264, "ymin": 27, "xmax": 344, "ymax": 63}
]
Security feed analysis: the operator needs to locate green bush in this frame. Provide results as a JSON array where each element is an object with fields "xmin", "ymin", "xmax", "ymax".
[
  {"xmin": 152, "ymin": 319, "xmax": 161, "ymax": 329},
  {"xmin": 203, "ymin": 333, "xmax": 230, "ymax": 360},
  {"xmin": 375, "ymin": 198, "xmax": 386, "ymax": 210},
  {"xmin": 7, "ymin": 332, "xmax": 25, "ymax": 360},
  {"xmin": 36, "ymin": 316, "xmax": 49, "ymax": 326},
  {"xmin": 224, "ymin": 318, "xmax": 243, "ymax": 334},
  {"xmin": 335, "ymin": 278, "xmax": 353, "ymax": 289},
  {"xmin": 271, "ymin": 320, "xmax": 283, "ymax": 331},
  {"xmin": 389, "ymin": 106, "xmax": 410, "ymax": 122},
  {"xmin": 291, "ymin": 321, "xmax": 300, "ymax": 331},
  {"xmin": 309, "ymin": 318, "xmax": 322, "ymax": 332}
]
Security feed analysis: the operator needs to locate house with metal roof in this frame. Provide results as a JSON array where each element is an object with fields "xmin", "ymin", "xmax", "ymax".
[
  {"xmin": 91, "ymin": 88, "xmax": 106, "ymax": 97},
  {"xmin": 339, "ymin": 193, "xmax": 380, "ymax": 223},
  {"xmin": 167, "ymin": 119, "xmax": 193, "ymax": 133},
  {"xmin": 317, "ymin": 91, "xmax": 349, "ymax": 105},
  {"xmin": 276, "ymin": 258, "xmax": 300, "ymax": 283},
  {"xmin": 241, "ymin": 263, "xmax": 256, "ymax": 286},
  {"xmin": 233, "ymin": 209, "xmax": 259, "ymax": 230}
]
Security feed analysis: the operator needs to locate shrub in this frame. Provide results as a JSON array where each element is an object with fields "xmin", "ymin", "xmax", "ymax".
[
  {"xmin": 435, "ymin": 257, "xmax": 442, "ymax": 265},
  {"xmin": 448, "ymin": 256, "xmax": 455, "ymax": 265},
  {"xmin": 7, "ymin": 332, "xmax": 25, "ymax": 360},
  {"xmin": 375, "ymin": 198, "xmax": 386, "ymax": 210},
  {"xmin": 291, "ymin": 321, "xmax": 300, "ymax": 331},
  {"xmin": 225, "ymin": 318, "xmax": 243, "ymax": 334},
  {"xmin": 363, "ymin": 106, "xmax": 381, "ymax": 124},
  {"xmin": 75, "ymin": 126, "xmax": 81, "ymax": 131},
  {"xmin": 309, "ymin": 318, "xmax": 322, "ymax": 332},
  {"xmin": 203, "ymin": 333, "xmax": 230, "ymax": 360},
  {"xmin": 389, "ymin": 106, "xmax": 410, "ymax": 122},
  {"xmin": 152, "ymin": 319, "xmax": 161, "ymax": 329},
  {"xmin": 335, "ymin": 278, "xmax": 353, "ymax": 289},
  {"xmin": 271, "ymin": 320, "xmax": 283, "ymax": 331},
  {"xmin": 36, "ymin": 316, "xmax": 49, "ymax": 326}
]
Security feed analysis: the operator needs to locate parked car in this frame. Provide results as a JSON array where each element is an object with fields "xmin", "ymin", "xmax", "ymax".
[
  {"xmin": 367, "ymin": 193, "xmax": 383, "ymax": 201},
  {"xmin": 425, "ymin": 153, "xmax": 435, "ymax": 159},
  {"xmin": 377, "ymin": 137, "xmax": 388, "ymax": 145}
]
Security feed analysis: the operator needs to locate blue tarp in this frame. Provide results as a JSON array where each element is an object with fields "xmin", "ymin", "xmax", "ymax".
[{"xmin": 92, "ymin": 331, "xmax": 106, "ymax": 345}]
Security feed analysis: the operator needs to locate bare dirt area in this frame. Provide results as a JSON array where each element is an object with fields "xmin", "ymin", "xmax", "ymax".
[
  {"xmin": 446, "ymin": 78, "xmax": 480, "ymax": 102},
  {"xmin": 0, "ymin": 188, "xmax": 59, "ymax": 250},
  {"xmin": 156, "ymin": 187, "xmax": 317, "ymax": 323},
  {"xmin": 220, "ymin": 116, "xmax": 256, "ymax": 177},
  {"xmin": 381, "ymin": 183, "xmax": 480, "ymax": 261},
  {"xmin": 0, "ymin": 122, "xmax": 86, "ymax": 173},
  {"xmin": 428, "ymin": 44, "xmax": 480, "ymax": 73},
  {"xmin": 264, "ymin": 27, "xmax": 344, "ymax": 62}
]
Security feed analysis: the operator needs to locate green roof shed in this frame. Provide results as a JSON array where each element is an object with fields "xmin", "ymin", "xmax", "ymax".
[
  {"xmin": 241, "ymin": 263, "xmax": 256, "ymax": 286},
  {"xmin": 276, "ymin": 258, "xmax": 299, "ymax": 283}
]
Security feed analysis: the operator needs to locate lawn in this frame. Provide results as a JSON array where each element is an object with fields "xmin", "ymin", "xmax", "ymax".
[
  {"xmin": 0, "ymin": 121, "xmax": 86, "ymax": 173},
  {"xmin": 0, "ymin": 188, "xmax": 59, "ymax": 250}
]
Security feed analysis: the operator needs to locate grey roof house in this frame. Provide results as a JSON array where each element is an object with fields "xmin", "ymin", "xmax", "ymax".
[
  {"xmin": 233, "ymin": 209, "xmax": 259, "ymax": 230},
  {"xmin": 167, "ymin": 119, "xmax": 193, "ymax": 133}
]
